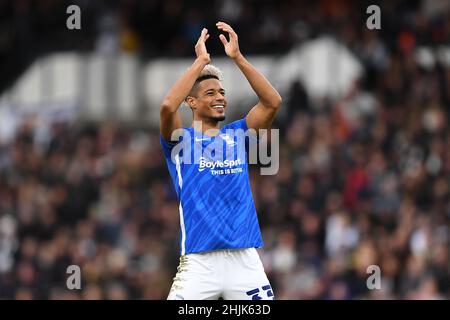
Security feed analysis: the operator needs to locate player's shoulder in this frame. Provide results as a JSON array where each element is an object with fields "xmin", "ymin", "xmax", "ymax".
[{"xmin": 222, "ymin": 117, "xmax": 248, "ymax": 131}]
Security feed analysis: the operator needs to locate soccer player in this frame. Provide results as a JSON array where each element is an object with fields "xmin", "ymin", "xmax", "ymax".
[{"xmin": 160, "ymin": 22, "xmax": 282, "ymax": 300}]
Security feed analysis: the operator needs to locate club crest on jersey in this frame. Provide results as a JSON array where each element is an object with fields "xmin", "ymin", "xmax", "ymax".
[{"xmin": 219, "ymin": 134, "xmax": 237, "ymax": 146}]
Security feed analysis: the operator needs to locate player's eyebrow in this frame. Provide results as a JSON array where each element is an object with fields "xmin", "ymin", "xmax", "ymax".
[{"xmin": 204, "ymin": 88, "xmax": 225, "ymax": 94}]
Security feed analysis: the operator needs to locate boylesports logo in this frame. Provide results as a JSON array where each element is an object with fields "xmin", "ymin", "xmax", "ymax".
[{"xmin": 198, "ymin": 157, "xmax": 242, "ymax": 172}]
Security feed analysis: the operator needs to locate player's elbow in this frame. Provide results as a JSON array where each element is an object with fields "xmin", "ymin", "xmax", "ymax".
[
  {"xmin": 160, "ymin": 99, "xmax": 177, "ymax": 114},
  {"xmin": 274, "ymin": 94, "xmax": 282, "ymax": 108},
  {"xmin": 265, "ymin": 93, "xmax": 282, "ymax": 110}
]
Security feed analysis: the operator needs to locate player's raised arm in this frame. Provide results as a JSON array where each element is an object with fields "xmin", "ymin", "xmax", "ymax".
[
  {"xmin": 216, "ymin": 21, "xmax": 282, "ymax": 131},
  {"xmin": 160, "ymin": 28, "xmax": 211, "ymax": 141}
]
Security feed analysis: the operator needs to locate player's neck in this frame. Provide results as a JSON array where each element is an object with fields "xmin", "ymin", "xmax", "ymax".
[{"xmin": 191, "ymin": 118, "xmax": 220, "ymax": 136}]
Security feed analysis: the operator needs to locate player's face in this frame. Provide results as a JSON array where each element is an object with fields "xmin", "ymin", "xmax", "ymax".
[{"xmin": 192, "ymin": 79, "xmax": 227, "ymax": 122}]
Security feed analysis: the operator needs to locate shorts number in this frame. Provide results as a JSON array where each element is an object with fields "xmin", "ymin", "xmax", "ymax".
[{"xmin": 246, "ymin": 285, "xmax": 274, "ymax": 300}]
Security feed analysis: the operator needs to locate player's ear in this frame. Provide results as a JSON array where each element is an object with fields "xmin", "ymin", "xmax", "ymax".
[{"xmin": 186, "ymin": 96, "xmax": 197, "ymax": 110}]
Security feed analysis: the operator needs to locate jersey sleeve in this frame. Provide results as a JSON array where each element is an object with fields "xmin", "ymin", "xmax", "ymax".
[
  {"xmin": 228, "ymin": 117, "xmax": 249, "ymax": 131},
  {"xmin": 160, "ymin": 134, "xmax": 179, "ymax": 159}
]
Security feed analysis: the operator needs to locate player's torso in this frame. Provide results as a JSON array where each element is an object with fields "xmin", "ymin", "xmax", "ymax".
[{"xmin": 161, "ymin": 120, "xmax": 263, "ymax": 254}]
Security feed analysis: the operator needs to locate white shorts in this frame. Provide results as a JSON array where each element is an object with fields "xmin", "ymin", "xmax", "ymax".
[{"xmin": 167, "ymin": 248, "xmax": 274, "ymax": 300}]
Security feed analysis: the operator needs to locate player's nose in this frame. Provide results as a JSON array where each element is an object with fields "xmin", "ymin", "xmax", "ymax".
[{"xmin": 215, "ymin": 94, "xmax": 226, "ymax": 103}]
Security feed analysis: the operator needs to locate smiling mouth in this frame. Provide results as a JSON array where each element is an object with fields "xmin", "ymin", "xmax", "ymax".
[{"xmin": 210, "ymin": 105, "xmax": 225, "ymax": 112}]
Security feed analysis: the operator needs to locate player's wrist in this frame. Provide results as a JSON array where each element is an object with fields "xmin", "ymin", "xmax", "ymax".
[
  {"xmin": 196, "ymin": 54, "xmax": 211, "ymax": 65},
  {"xmin": 232, "ymin": 52, "xmax": 244, "ymax": 63}
]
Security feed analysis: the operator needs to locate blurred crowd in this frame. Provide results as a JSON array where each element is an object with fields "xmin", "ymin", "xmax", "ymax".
[
  {"xmin": 1, "ymin": 0, "xmax": 450, "ymax": 300},
  {"xmin": 3, "ymin": 0, "xmax": 450, "ymax": 89}
]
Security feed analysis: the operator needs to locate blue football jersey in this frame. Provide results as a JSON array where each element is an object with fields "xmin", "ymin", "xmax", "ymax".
[{"xmin": 160, "ymin": 118, "xmax": 263, "ymax": 255}]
